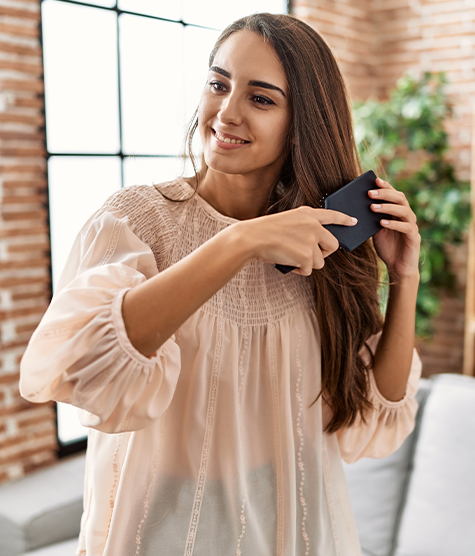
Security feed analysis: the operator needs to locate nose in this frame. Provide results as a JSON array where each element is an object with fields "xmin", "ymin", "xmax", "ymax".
[{"xmin": 218, "ymin": 91, "xmax": 243, "ymax": 126}]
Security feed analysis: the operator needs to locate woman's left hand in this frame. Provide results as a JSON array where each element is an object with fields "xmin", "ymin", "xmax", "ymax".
[{"xmin": 370, "ymin": 177, "xmax": 421, "ymax": 280}]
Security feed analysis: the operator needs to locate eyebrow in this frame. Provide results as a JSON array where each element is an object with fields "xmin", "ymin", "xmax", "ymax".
[{"xmin": 209, "ymin": 65, "xmax": 286, "ymax": 98}]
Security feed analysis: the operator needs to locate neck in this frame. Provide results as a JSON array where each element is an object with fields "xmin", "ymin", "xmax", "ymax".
[{"xmin": 191, "ymin": 168, "xmax": 278, "ymax": 221}]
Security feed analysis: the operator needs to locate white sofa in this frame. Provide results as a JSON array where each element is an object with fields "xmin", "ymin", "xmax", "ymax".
[
  {"xmin": 1, "ymin": 373, "xmax": 474, "ymax": 556},
  {"xmin": 344, "ymin": 373, "xmax": 475, "ymax": 556}
]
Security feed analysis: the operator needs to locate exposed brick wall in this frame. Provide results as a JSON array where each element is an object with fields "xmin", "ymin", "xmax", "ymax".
[
  {"xmin": 293, "ymin": 0, "xmax": 474, "ymax": 377},
  {"xmin": 372, "ymin": 0, "xmax": 475, "ymax": 181},
  {"xmin": 0, "ymin": 0, "xmax": 57, "ymax": 484},
  {"xmin": 292, "ymin": 0, "xmax": 376, "ymax": 101}
]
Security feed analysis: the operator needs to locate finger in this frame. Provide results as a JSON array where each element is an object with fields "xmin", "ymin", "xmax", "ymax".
[
  {"xmin": 291, "ymin": 267, "xmax": 312, "ymax": 276},
  {"xmin": 313, "ymin": 250, "xmax": 325, "ymax": 269},
  {"xmin": 380, "ymin": 219, "xmax": 419, "ymax": 236},
  {"xmin": 371, "ymin": 203, "xmax": 417, "ymax": 223},
  {"xmin": 313, "ymin": 208, "xmax": 358, "ymax": 227},
  {"xmin": 317, "ymin": 228, "xmax": 340, "ymax": 256},
  {"xmin": 369, "ymin": 187, "xmax": 408, "ymax": 206},
  {"xmin": 375, "ymin": 177, "xmax": 396, "ymax": 190}
]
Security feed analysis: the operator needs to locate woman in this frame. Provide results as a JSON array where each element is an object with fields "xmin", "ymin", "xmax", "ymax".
[{"xmin": 20, "ymin": 13, "xmax": 422, "ymax": 556}]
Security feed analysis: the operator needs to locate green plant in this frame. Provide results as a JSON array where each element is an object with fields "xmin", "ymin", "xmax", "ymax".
[{"xmin": 353, "ymin": 71, "xmax": 472, "ymax": 337}]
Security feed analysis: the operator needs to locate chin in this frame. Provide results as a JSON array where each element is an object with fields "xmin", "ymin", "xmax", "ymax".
[{"xmin": 203, "ymin": 155, "xmax": 249, "ymax": 176}]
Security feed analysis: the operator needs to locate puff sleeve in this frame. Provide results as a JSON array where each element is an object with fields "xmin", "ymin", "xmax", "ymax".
[
  {"xmin": 336, "ymin": 332, "xmax": 422, "ymax": 463},
  {"xmin": 19, "ymin": 205, "xmax": 181, "ymax": 434}
]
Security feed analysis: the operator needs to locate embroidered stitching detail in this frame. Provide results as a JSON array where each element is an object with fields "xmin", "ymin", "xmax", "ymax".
[
  {"xmin": 262, "ymin": 265, "xmax": 284, "ymax": 556},
  {"xmin": 270, "ymin": 322, "xmax": 284, "ymax": 556},
  {"xmin": 99, "ymin": 217, "xmax": 124, "ymax": 266},
  {"xmin": 105, "ymin": 433, "xmax": 122, "ymax": 540},
  {"xmin": 81, "ymin": 429, "xmax": 95, "ymax": 534},
  {"xmin": 236, "ymin": 498, "xmax": 247, "ymax": 556},
  {"xmin": 235, "ymin": 272, "xmax": 249, "ymax": 555},
  {"xmin": 135, "ymin": 411, "xmax": 168, "ymax": 555},
  {"xmin": 295, "ymin": 320, "xmax": 310, "ymax": 555},
  {"xmin": 120, "ymin": 409, "xmax": 132, "ymax": 433},
  {"xmin": 237, "ymin": 270, "xmax": 249, "ymax": 401},
  {"xmin": 34, "ymin": 314, "xmax": 91, "ymax": 341},
  {"xmin": 184, "ymin": 289, "xmax": 225, "ymax": 556},
  {"xmin": 104, "ymin": 182, "xmax": 314, "ymax": 326},
  {"xmin": 322, "ymin": 436, "xmax": 341, "ymax": 556}
]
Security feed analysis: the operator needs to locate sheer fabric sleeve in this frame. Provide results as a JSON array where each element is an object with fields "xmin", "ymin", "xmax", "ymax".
[
  {"xmin": 19, "ymin": 206, "xmax": 181, "ymax": 434},
  {"xmin": 336, "ymin": 332, "xmax": 422, "ymax": 463}
]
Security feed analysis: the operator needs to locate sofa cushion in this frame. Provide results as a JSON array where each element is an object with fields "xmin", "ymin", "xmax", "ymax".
[
  {"xmin": 394, "ymin": 373, "xmax": 475, "ymax": 556},
  {"xmin": 343, "ymin": 378, "xmax": 431, "ymax": 556},
  {"xmin": 23, "ymin": 537, "xmax": 78, "ymax": 556},
  {"xmin": 0, "ymin": 453, "xmax": 85, "ymax": 556}
]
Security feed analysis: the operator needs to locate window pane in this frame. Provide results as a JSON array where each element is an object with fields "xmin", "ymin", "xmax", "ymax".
[
  {"xmin": 42, "ymin": 0, "xmax": 120, "ymax": 154},
  {"xmin": 182, "ymin": 0, "xmax": 288, "ymax": 30},
  {"xmin": 118, "ymin": 0, "xmax": 182, "ymax": 20},
  {"xmin": 57, "ymin": 402, "xmax": 87, "ymax": 444},
  {"xmin": 120, "ymin": 15, "xmax": 185, "ymax": 156},
  {"xmin": 123, "ymin": 156, "xmax": 192, "ymax": 188},
  {"xmin": 48, "ymin": 156, "xmax": 121, "ymax": 290}
]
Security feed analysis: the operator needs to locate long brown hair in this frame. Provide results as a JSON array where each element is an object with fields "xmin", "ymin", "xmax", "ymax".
[{"xmin": 184, "ymin": 13, "xmax": 384, "ymax": 433}]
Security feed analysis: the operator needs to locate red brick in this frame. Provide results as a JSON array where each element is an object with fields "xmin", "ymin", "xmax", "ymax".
[
  {"xmin": 0, "ymin": 435, "xmax": 57, "ymax": 465},
  {"xmin": 0, "ymin": 225, "xmax": 50, "ymax": 238},
  {"xmin": 0, "ymin": 22, "xmax": 38, "ymax": 38},
  {"xmin": 17, "ymin": 410, "xmax": 55, "ymax": 430},
  {"xmin": 0, "ymin": 371, "xmax": 20, "ymax": 384},
  {"xmin": 0, "ymin": 258, "xmax": 50, "ymax": 271},
  {"xmin": 0, "ymin": 5, "xmax": 40, "ymax": 22},
  {"xmin": 13, "ymin": 97, "xmax": 44, "ymax": 109},
  {"xmin": 0, "ymin": 399, "xmax": 47, "ymax": 417},
  {"xmin": 0, "ymin": 146, "xmax": 47, "ymax": 157},
  {"xmin": 0, "ymin": 79, "xmax": 44, "ymax": 93},
  {"xmin": 22, "ymin": 452, "xmax": 57, "ymax": 475},
  {"xmin": 0, "ymin": 40, "xmax": 41, "ymax": 56},
  {"xmin": 0, "ymin": 164, "xmax": 45, "ymax": 174},
  {"xmin": 2, "ymin": 179, "xmax": 48, "ymax": 190},
  {"xmin": 0, "ymin": 130, "xmax": 45, "ymax": 141},
  {"xmin": 0, "ymin": 275, "xmax": 50, "ymax": 288},
  {"xmin": 0, "ymin": 59, "xmax": 43, "ymax": 76}
]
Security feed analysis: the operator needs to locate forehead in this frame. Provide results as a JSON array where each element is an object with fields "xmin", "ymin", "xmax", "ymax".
[{"xmin": 212, "ymin": 30, "xmax": 288, "ymax": 91}]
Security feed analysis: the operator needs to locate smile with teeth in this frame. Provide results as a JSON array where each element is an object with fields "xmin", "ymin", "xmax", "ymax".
[{"xmin": 214, "ymin": 130, "xmax": 248, "ymax": 144}]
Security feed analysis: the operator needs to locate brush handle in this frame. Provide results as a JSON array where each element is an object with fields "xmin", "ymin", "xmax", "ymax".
[{"xmin": 275, "ymin": 264, "xmax": 297, "ymax": 274}]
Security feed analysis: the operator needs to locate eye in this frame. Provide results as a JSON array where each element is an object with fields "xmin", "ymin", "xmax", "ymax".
[
  {"xmin": 253, "ymin": 95, "xmax": 274, "ymax": 106},
  {"xmin": 209, "ymin": 80, "xmax": 227, "ymax": 93}
]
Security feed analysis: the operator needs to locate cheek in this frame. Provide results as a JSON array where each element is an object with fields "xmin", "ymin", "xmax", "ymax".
[
  {"xmin": 266, "ymin": 116, "xmax": 291, "ymax": 152},
  {"xmin": 198, "ymin": 91, "xmax": 218, "ymax": 124}
]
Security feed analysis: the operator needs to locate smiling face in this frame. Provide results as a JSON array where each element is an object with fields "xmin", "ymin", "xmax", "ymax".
[{"xmin": 198, "ymin": 30, "xmax": 292, "ymax": 184}]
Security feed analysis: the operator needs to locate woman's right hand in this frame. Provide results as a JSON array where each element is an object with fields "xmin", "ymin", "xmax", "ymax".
[{"xmin": 237, "ymin": 206, "xmax": 358, "ymax": 276}]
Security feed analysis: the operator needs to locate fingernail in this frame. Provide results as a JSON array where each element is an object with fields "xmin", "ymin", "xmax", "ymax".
[
  {"xmin": 381, "ymin": 219, "xmax": 390, "ymax": 225},
  {"xmin": 351, "ymin": 217, "xmax": 358, "ymax": 223},
  {"xmin": 370, "ymin": 190, "xmax": 379, "ymax": 196},
  {"xmin": 373, "ymin": 204, "xmax": 381, "ymax": 209}
]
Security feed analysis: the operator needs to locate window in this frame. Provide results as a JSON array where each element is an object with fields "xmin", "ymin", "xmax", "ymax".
[{"xmin": 41, "ymin": 0, "xmax": 288, "ymax": 454}]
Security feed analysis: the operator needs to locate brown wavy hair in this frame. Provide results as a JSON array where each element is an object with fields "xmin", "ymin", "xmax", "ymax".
[{"xmin": 183, "ymin": 13, "xmax": 384, "ymax": 433}]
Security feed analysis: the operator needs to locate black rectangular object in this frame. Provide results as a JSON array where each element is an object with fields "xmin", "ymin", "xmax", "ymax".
[
  {"xmin": 322, "ymin": 169, "xmax": 391, "ymax": 251},
  {"xmin": 275, "ymin": 170, "xmax": 391, "ymax": 274}
]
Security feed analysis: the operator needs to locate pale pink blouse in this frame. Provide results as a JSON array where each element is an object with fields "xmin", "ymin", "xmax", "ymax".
[{"xmin": 20, "ymin": 178, "xmax": 422, "ymax": 556}]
